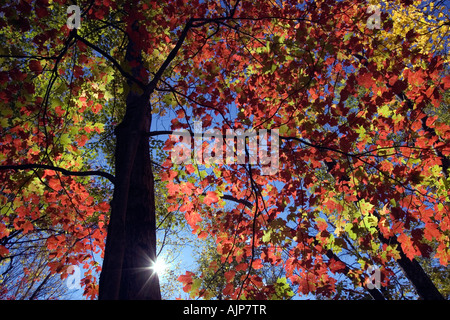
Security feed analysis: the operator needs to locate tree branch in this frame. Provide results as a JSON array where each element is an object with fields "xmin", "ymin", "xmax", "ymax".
[
  {"xmin": 0, "ymin": 164, "xmax": 115, "ymax": 184},
  {"xmin": 220, "ymin": 194, "xmax": 253, "ymax": 209},
  {"xmin": 73, "ymin": 33, "xmax": 146, "ymax": 90},
  {"xmin": 216, "ymin": 188, "xmax": 385, "ymax": 300}
]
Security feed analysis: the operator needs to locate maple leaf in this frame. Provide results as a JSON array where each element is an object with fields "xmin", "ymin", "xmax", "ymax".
[
  {"xmin": 424, "ymin": 223, "xmax": 441, "ymax": 241},
  {"xmin": 0, "ymin": 245, "xmax": 9, "ymax": 257},
  {"xmin": 398, "ymin": 233, "xmax": 417, "ymax": 260},
  {"xmin": 178, "ymin": 271, "xmax": 195, "ymax": 292},
  {"xmin": 185, "ymin": 211, "xmax": 202, "ymax": 228},
  {"xmin": 203, "ymin": 191, "xmax": 219, "ymax": 206},
  {"xmin": 0, "ymin": 223, "xmax": 10, "ymax": 238},
  {"xmin": 442, "ymin": 75, "xmax": 450, "ymax": 90},
  {"xmin": 55, "ymin": 105, "xmax": 65, "ymax": 117},
  {"xmin": 48, "ymin": 178, "xmax": 60, "ymax": 191},
  {"xmin": 77, "ymin": 135, "xmax": 89, "ymax": 147},
  {"xmin": 235, "ymin": 262, "xmax": 248, "ymax": 271},
  {"xmin": 73, "ymin": 66, "xmax": 84, "ymax": 78},
  {"xmin": 21, "ymin": 220, "xmax": 34, "ymax": 234},
  {"xmin": 358, "ymin": 72, "xmax": 375, "ymax": 89},
  {"xmin": 316, "ymin": 218, "xmax": 328, "ymax": 232},
  {"xmin": 223, "ymin": 283, "xmax": 235, "ymax": 296},
  {"xmin": 224, "ymin": 270, "xmax": 236, "ymax": 282},
  {"xmin": 185, "ymin": 164, "xmax": 195, "ymax": 174},
  {"xmin": 328, "ymin": 259, "xmax": 347, "ymax": 273},
  {"xmin": 29, "ymin": 60, "xmax": 43, "ymax": 74}
]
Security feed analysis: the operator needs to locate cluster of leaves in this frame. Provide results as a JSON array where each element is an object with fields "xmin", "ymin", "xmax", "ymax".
[
  {"xmin": 164, "ymin": 0, "xmax": 450, "ymax": 299},
  {"xmin": 0, "ymin": 0, "xmax": 118, "ymax": 298},
  {"xmin": 1, "ymin": 0, "xmax": 449, "ymax": 300}
]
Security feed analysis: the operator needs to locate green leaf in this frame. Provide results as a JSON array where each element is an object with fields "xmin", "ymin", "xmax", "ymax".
[
  {"xmin": 358, "ymin": 199, "xmax": 374, "ymax": 215},
  {"xmin": 273, "ymin": 277, "xmax": 294, "ymax": 299},
  {"xmin": 279, "ymin": 124, "xmax": 289, "ymax": 135},
  {"xmin": 343, "ymin": 32, "xmax": 353, "ymax": 42},
  {"xmin": 271, "ymin": 63, "xmax": 277, "ymax": 73},
  {"xmin": 378, "ymin": 104, "xmax": 392, "ymax": 117},
  {"xmin": 60, "ymin": 133, "xmax": 71, "ymax": 145},
  {"xmin": 345, "ymin": 223, "xmax": 357, "ymax": 240}
]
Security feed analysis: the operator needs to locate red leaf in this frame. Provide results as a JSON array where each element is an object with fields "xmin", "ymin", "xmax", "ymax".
[
  {"xmin": 21, "ymin": 220, "xmax": 34, "ymax": 234},
  {"xmin": 391, "ymin": 79, "xmax": 408, "ymax": 94},
  {"xmin": 329, "ymin": 259, "xmax": 347, "ymax": 273},
  {"xmin": 98, "ymin": 202, "xmax": 110, "ymax": 212},
  {"xmin": 178, "ymin": 271, "xmax": 194, "ymax": 283},
  {"xmin": 442, "ymin": 75, "xmax": 450, "ymax": 90},
  {"xmin": 0, "ymin": 223, "xmax": 10, "ymax": 238},
  {"xmin": 358, "ymin": 72, "xmax": 375, "ymax": 89},
  {"xmin": 92, "ymin": 103, "xmax": 102, "ymax": 114},
  {"xmin": 73, "ymin": 65, "xmax": 84, "ymax": 78},
  {"xmin": 223, "ymin": 283, "xmax": 234, "ymax": 296},
  {"xmin": 317, "ymin": 219, "xmax": 328, "ymax": 232},
  {"xmin": 185, "ymin": 164, "xmax": 195, "ymax": 174},
  {"xmin": 203, "ymin": 191, "xmax": 219, "ymax": 206},
  {"xmin": 0, "ymin": 245, "xmax": 9, "ymax": 257},
  {"xmin": 224, "ymin": 270, "xmax": 236, "ymax": 282},
  {"xmin": 178, "ymin": 271, "xmax": 194, "ymax": 293},
  {"xmin": 78, "ymin": 135, "xmax": 88, "ymax": 147},
  {"xmin": 29, "ymin": 60, "xmax": 43, "ymax": 73},
  {"xmin": 47, "ymin": 236, "xmax": 59, "ymax": 250},
  {"xmin": 35, "ymin": 7, "xmax": 49, "ymax": 18},
  {"xmin": 185, "ymin": 211, "xmax": 202, "ymax": 227},
  {"xmin": 48, "ymin": 178, "xmax": 60, "ymax": 190},
  {"xmin": 251, "ymin": 259, "xmax": 263, "ymax": 270},
  {"xmin": 424, "ymin": 223, "xmax": 440, "ymax": 241},
  {"xmin": 398, "ymin": 233, "xmax": 417, "ymax": 260},
  {"xmin": 197, "ymin": 230, "xmax": 208, "ymax": 239},
  {"xmin": 235, "ymin": 263, "xmax": 248, "ymax": 271},
  {"xmin": 55, "ymin": 105, "xmax": 65, "ymax": 116}
]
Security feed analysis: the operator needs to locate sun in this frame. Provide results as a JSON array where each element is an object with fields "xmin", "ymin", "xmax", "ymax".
[{"xmin": 150, "ymin": 259, "xmax": 168, "ymax": 276}]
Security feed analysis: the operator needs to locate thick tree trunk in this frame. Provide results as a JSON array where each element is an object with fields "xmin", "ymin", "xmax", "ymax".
[
  {"xmin": 118, "ymin": 99, "xmax": 161, "ymax": 300},
  {"xmin": 99, "ymin": 24, "xmax": 161, "ymax": 299}
]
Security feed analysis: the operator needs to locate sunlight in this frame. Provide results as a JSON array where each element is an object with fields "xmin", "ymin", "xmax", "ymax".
[{"xmin": 150, "ymin": 258, "xmax": 168, "ymax": 276}]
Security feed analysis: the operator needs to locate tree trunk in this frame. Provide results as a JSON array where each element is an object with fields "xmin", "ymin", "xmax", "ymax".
[
  {"xmin": 118, "ymin": 98, "xmax": 161, "ymax": 300},
  {"xmin": 377, "ymin": 233, "xmax": 444, "ymax": 300},
  {"xmin": 99, "ymin": 23, "xmax": 161, "ymax": 299}
]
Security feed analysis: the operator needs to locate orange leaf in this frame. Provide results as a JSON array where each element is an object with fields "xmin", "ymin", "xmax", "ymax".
[
  {"xmin": 185, "ymin": 211, "xmax": 202, "ymax": 227},
  {"xmin": 203, "ymin": 191, "xmax": 219, "ymax": 206},
  {"xmin": 398, "ymin": 233, "xmax": 417, "ymax": 260}
]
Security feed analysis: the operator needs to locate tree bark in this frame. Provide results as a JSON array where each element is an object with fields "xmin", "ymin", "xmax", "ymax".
[
  {"xmin": 99, "ymin": 23, "xmax": 161, "ymax": 299},
  {"xmin": 118, "ymin": 97, "xmax": 161, "ymax": 300}
]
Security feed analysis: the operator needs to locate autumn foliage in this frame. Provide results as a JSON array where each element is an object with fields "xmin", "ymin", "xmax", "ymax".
[{"xmin": 1, "ymin": 0, "xmax": 450, "ymax": 299}]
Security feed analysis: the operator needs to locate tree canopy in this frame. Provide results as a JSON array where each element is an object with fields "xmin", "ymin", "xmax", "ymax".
[{"xmin": 0, "ymin": 0, "xmax": 449, "ymax": 300}]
